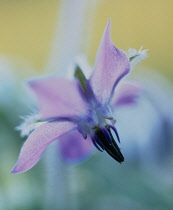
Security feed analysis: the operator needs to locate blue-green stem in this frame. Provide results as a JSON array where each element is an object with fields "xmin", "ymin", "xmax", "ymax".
[{"xmin": 43, "ymin": 0, "xmax": 97, "ymax": 209}]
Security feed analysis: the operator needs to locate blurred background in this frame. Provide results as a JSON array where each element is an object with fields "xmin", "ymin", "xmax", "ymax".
[{"xmin": 0, "ymin": 0, "xmax": 173, "ymax": 209}]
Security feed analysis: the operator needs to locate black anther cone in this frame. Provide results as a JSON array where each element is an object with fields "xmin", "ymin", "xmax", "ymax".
[{"xmin": 92, "ymin": 126, "xmax": 124, "ymax": 163}]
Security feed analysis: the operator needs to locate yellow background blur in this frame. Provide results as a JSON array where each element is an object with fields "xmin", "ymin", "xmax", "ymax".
[{"xmin": 0, "ymin": 0, "xmax": 173, "ymax": 80}]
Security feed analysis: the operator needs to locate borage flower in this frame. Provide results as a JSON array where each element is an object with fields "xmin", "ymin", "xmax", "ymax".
[{"xmin": 11, "ymin": 20, "xmax": 142, "ymax": 174}]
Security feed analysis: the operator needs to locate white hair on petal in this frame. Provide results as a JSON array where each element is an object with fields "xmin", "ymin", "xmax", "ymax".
[{"xmin": 16, "ymin": 112, "xmax": 45, "ymax": 137}]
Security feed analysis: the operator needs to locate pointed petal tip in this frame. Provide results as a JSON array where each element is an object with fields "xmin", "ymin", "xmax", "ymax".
[
  {"xmin": 107, "ymin": 18, "xmax": 111, "ymax": 26},
  {"xmin": 10, "ymin": 168, "xmax": 16, "ymax": 174},
  {"xmin": 27, "ymin": 79, "xmax": 33, "ymax": 86},
  {"xmin": 10, "ymin": 163, "xmax": 30, "ymax": 174},
  {"xmin": 27, "ymin": 76, "xmax": 51, "ymax": 89},
  {"xmin": 10, "ymin": 169, "xmax": 18, "ymax": 174},
  {"xmin": 27, "ymin": 78, "xmax": 39, "ymax": 88},
  {"xmin": 10, "ymin": 167, "xmax": 21, "ymax": 174},
  {"xmin": 89, "ymin": 18, "xmax": 130, "ymax": 105},
  {"xmin": 105, "ymin": 19, "xmax": 111, "ymax": 35},
  {"xmin": 10, "ymin": 163, "xmax": 18, "ymax": 174},
  {"xmin": 10, "ymin": 121, "xmax": 77, "ymax": 175},
  {"xmin": 26, "ymin": 79, "xmax": 37, "ymax": 90}
]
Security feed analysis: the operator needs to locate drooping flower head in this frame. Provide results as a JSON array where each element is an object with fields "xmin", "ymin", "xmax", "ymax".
[{"xmin": 11, "ymin": 20, "xmax": 146, "ymax": 174}]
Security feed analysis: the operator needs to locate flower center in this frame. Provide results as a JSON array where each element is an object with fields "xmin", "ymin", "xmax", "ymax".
[{"xmin": 77, "ymin": 104, "xmax": 124, "ymax": 163}]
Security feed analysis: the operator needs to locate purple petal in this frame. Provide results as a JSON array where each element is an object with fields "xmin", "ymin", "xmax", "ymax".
[
  {"xmin": 89, "ymin": 20, "xmax": 130, "ymax": 105},
  {"xmin": 11, "ymin": 121, "xmax": 77, "ymax": 174},
  {"xmin": 58, "ymin": 130, "xmax": 94, "ymax": 164},
  {"xmin": 112, "ymin": 82, "xmax": 142, "ymax": 107},
  {"xmin": 29, "ymin": 77, "xmax": 88, "ymax": 120}
]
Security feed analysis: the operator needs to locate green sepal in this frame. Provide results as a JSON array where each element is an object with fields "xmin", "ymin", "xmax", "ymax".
[
  {"xmin": 129, "ymin": 55, "xmax": 138, "ymax": 62},
  {"xmin": 74, "ymin": 64, "xmax": 87, "ymax": 92}
]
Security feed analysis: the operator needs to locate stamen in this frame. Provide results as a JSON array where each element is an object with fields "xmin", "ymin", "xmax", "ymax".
[
  {"xmin": 91, "ymin": 137, "xmax": 104, "ymax": 152},
  {"xmin": 92, "ymin": 125, "xmax": 99, "ymax": 130},
  {"xmin": 108, "ymin": 125, "xmax": 120, "ymax": 143},
  {"xmin": 101, "ymin": 127, "xmax": 112, "ymax": 145},
  {"xmin": 94, "ymin": 135, "xmax": 105, "ymax": 151},
  {"xmin": 105, "ymin": 117, "xmax": 113, "ymax": 120}
]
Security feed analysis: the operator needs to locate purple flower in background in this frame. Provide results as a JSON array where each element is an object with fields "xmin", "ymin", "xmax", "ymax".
[{"xmin": 11, "ymin": 20, "xmax": 143, "ymax": 174}]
